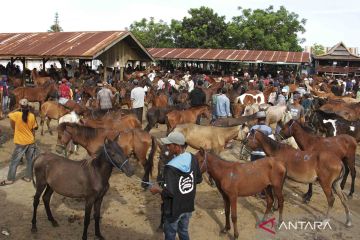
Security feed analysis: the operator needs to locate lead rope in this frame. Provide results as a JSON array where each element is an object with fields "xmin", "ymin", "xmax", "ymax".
[{"xmin": 102, "ymin": 144, "xmax": 161, "ymax": 187}]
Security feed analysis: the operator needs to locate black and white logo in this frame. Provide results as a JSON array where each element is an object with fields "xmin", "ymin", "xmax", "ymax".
[{"xmin": 178, "ymin": 171, "xmax": 194, "ymax": 194}]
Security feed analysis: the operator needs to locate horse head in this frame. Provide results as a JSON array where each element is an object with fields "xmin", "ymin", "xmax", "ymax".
[
  {"xmin": 103, "ymin": 137, "xmax": 134, "ymax": 177},
  {"xmin": 278, "ymin": 119, "xmax": 296, "ymax": 140}
]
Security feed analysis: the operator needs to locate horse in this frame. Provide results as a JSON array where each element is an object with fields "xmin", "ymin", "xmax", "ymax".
[
  {"xmin": 31, "ymin": 68, "xmax": 52, "ymax": 86},
  {"xmin": 212, "ymin": 113, "xmax": 257, "ymax": 127},
  {"xmin": 40, "ymin": 101, "xmax": 70, "ymax": 135},
  {"xmin": 79, "ymin": 114, "xmax": 141, "ymax": 131},
  {"xmin": 11, "ymin": 81, "xmax": 58, "ymax": 110},
  {"xmin": 279, "ymin": 119, "xmax": 357, "ymax": 199},
  {"xmin": 165, "ymin": 105, "xmax": 211, "ymax": 134},
  {"xmin": 144, "ymin": 104, "xmax": 189, "ymax": 132},
  {"xmin": 145, "ymin": 89, "xmax": 168, "ymax": 108},
  {"xmin": 195, "ymin": 149, "xmax": 286, "ymax": 239},
  {"xmin": 56, "ymin": 123, "xmax": 156, "ymax": 189},
  {"xmin": 31, "ymin": 137, "xmax": 134, "ymax": 240},
  {"xmin": 243, "ymin": 129, "xmax": 352, "ymax": 227},
  {"xmin": 173, "ymin": 123, "xmax": 249, "ymax": 154},
  {"xmin": 265, "ymin": 105, "xmax": 292, "ymax": 133}
]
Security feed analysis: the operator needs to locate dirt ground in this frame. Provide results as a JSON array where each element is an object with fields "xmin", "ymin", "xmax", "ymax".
[{"xmin": 0, "ymin": 113, "xmax": 360, "ymax": 240}]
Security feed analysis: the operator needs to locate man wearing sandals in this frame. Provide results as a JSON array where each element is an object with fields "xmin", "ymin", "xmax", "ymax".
[{"xmin": 0, "ymin": 98, "xmax": 37, "ymax": 186}]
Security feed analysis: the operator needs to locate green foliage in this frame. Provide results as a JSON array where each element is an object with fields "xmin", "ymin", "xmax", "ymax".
[
  {"xmin": 48, "ymin": 12, "xmax": 63, "ymax": 32},
  {"xmin": 228, "ymin": 6, "xmax": 306, "ymax": 51},
  {"xmin": 129, "ymin": 17, "xmax": 175, "ymax": 48},
  {"xmin": 174, "ymin": 6, "xmax": 229, "ymax": 48},
  {"xmin": 312, "ymin": 43, "xmax": 325, "ymax": 56},
  {"xmin": 128, "ymin": 5, "xmax": 306, "ymax": 51}
]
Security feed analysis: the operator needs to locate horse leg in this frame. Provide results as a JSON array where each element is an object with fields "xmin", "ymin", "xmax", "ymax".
[
  {"xmin": 332, "ymin": 175, "xmax": 352, "ymax": 227},
  {"xmin": 46, "ymin": 118, "xmax": 52, "ymax": 135},
  {"xmin": 32, "ymin": 183, "xmax": 47, "ymax": 233},
  {"xmin": 40, "ymin": 115, "xmax": 45, "ymax": 136},
  {"xmin": 318, "ymin": 178, "xmax": 335, "ymax": 223},
  {"xmin": 303, "ymin": 183, "xmax": 313, "ymax": 204},
  {"xmin": 94, "ymin": 187, "xmax": 108, "ymax": 239},
  {"xmin": 220, "ymin": 193, "xmax": 231, "ymax": 233},
  {"xmin": 229, "ymin": 196, "xmax": 239, "ymax": 239},
  {"xmin": 82, "ymin": 198, "xmax": 95, "ymax": 240},
  {"xmin": 349, "ymin": 165, "xmax": 356, "ymax": 198},
  {"xmin": 42, "ymin": 185, "xmax": 58, "ymax": 227}
]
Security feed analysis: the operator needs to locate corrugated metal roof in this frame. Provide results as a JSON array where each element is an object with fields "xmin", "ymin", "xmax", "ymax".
[
  {"xmin": 0, "ymin": 31, "xmax": 152, "ymax": 60},
  {"xmin": 147, "ymin": 48, "xmax": 310, "ymax": 64}
]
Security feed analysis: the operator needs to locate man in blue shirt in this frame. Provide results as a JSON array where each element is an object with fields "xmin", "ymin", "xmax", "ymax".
[
  {"xmin": 249, "ymin": 111, "xmax": 272, "ymax": 161},
  {"xmin": 215, "ymin": 88, "xmax": 231, "ymax": 118},
  {"xmin": 150, "ymin": 132, "xmax": 202, "ymax": 240}
]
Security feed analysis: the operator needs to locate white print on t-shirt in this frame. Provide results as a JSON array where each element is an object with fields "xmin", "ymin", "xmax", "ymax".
[
  {"xmin": 290, "ymin": 108, "xmax": 299, "ymax": 118},
  {"xmin": 178, "ymin": 171, "xmax": 194, "ymax": 194}
]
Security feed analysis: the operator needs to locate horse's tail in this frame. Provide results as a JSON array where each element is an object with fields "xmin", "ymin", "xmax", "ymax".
[{"xmin": 147, "ymin": 136, "xmax": 157, "ymax": 177}]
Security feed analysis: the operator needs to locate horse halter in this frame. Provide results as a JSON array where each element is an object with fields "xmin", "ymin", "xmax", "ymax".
[{"xmin": 103, "ymin": 144, "xmax": 129, "ymax": 172}]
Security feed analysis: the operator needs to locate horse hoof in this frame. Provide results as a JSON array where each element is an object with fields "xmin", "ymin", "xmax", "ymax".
[
  {"xmin": 302, "ymin": 196, "xmax": 311, "ymax": 204},
  {"xmin": 51, "ymin": 220, "xmax": 59, "ymax": 227},
  {"xmin": 220, "ymin": 228, "xmax": 229, "ymax": 234},
  {"xmin": 348, "ymin": 193, "xmax": 353, "ymax": 199},
  {"xmin": 49, "ymin": 132, "xmax": 53, "ymax": 136},
  {"xmin": 345, "ymin": 220, "xmax": 352, "ymax": 228},
  {"xmin": 31, "ymin": 227, "xmax": 37, "ymax": 233}
]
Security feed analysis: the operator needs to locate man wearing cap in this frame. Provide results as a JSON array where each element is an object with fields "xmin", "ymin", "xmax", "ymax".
[
  {"xmin": 287, "ymin": 94, "xmax": 305, "ymax": 124},
  {"xmin": 97, "ymin": 82, "xmax": 114, "ymax": 111},
  {"xmin": 1, "ymin": 99, "xmax": 37, "ymax": 186},
  {"xmin": 130, "ymin": 79, "xmax": 145, "ymax": 123},
  {"xmin": 58, "ymin": 78, "xmax": 71, "ymax": 105},
  {"xmin": 275, "ymin": 88, "xmax": 287, "ymax": 106},
  {"xmin": 249, "ymin": 111, "xmax": 272, "ymax": 161},
  {"xmin": 150, "ymin": 132, "xmax": 202, "ymax": 240}
]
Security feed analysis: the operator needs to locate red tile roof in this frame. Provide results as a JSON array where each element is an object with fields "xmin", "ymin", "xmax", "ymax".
[{"xmin": 147, "ymin": 48, "xmax": 310, "ymax": 64}]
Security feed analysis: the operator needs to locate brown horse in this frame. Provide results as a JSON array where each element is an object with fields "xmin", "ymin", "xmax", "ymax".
[
  {"xmin": 165, "ymin": 105, "xmax": 211, "ymax": 133},
  {"xmin": 40, "ymin": 101, "xmax": 69, "ymax": 135},
  {"xmin": 279, "ymin": 119, "xmax": 357, "ymax": 200},
  {"xmin": 12, "ymin": 81, "xmax": 57, "ymax": 109},
  {"xmin": 57, "ymin": 123, "xmax": 156, "ymax": 188},
  {"xmin": 32, "ymin": 137, "xmax": 134, "ymax": 240},
  {"xmin": 31, "ymin": 68, "xmax": 51, "ymax": 86},
  {"xmin": 79, "ymin": 114, "xmax": 141, "ymax": 131},
  {"xmin": 146, "ymin": 89, "xmax": 168, "ymax": 108},
  {"xmin": 202, "ymin": 81, "xmax": 225, "ymax": 104},
  {"xmin": 244, "ymin": 129, "xmax": 352, "ymax": 227},
  {"xmin": 195, "ymin": 149, "xmax": 286, "ymax": 239}
]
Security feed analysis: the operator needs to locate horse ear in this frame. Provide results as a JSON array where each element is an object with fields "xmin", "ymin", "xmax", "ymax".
[
  {"xmin": 104, "ymin": 137, "xmax": 109, "ymax": 145},
  {"xmin": 114, "ymin": 133, "xmax": 120, "ymax": 142}
]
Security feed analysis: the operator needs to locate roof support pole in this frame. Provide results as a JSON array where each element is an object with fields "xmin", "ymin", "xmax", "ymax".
[
  {"xmin": 42, "ymin": 58, "xmax": 49, "ymax": 71},
  {"xmin": 58, "ymin": 58, "xmax": 65, "ymax": 69}
]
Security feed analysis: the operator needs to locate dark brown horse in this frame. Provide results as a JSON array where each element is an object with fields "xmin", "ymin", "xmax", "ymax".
[
  {"xmin": 195, "ymin": 149, "xmax": 286, "ymax": 239},
  {"xmin": 57, "ymin": 123, "xmax": 156, "ymax": 188},
  {"xmin": 32, "ymin": 137, "xmax": 134, "ymax": 240},
  {"xmin": 244, "ymin": 129, "xmax": 352, "ymax": 227},
  {"xmin": 165, "ymin": 105, "xmax": 211, "ymax": 134},
  {"xmin": 279, "ymin": 119, "xmax": 356, "ymax": 200}
]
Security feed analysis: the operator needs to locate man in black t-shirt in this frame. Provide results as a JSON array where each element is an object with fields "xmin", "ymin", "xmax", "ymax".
[
  {"xmin": 150, "ymin": 132, "xmax": 202, "ymax": 240},
  {"xmin": 189, "ymin": 80, "xmax": 206, "ymax": 107}
]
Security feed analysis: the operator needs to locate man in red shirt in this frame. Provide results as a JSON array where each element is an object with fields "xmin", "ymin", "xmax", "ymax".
[{"xmin": 58, "ymin": 78, "xmax": 71, "ymax": 105}]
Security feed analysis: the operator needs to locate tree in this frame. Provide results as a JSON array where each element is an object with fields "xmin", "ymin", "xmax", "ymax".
[
  {"xmin": 312, "ymin": 43, "xmax": 325, "ymax": 56},
  {"xmin": 174, "ymin": 6, "xmax": 229, "ymax": 48},
  {"xmin": 227, "ymin": 6, "xmax": 306, "ymax": 51},
  {"xmin": 48, "ymin": 12, "xmax": 63, "ymax": 32},
  {"xmin": 129, "ymin": 17, "xmax": 175, "ymax": 48}
]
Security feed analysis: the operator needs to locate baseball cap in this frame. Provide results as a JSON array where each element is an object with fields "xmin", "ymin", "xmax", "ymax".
[
  {"xmin": 19, "ymin": 98, "xmax": 29, "ymax": 106},
  {"xmin": 133, "ymin": 79, "xmax": 139, "ymax": 84},
  {"xmin": 161, "ymin": 132, "xmax": 186, "ymax": 145},
  {"xmin": 281, "ymin": 88, "xmax": 288, "ymax": 93}
]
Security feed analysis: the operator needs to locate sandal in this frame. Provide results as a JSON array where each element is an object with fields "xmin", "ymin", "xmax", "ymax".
[
  {"xmin": 21, "ymin": 177, "xmax": 31, "ymax": 182},
  {"xmin": 0, "ymin": 180, "xmax": 14, "ymax": 186}
]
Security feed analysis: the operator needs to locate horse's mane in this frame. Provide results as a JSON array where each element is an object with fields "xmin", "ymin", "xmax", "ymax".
[
  {"xmin": 255, "ymin": 130, "xmax": 285, "ymax": 151},
  {"xmin": 58, "ymin": 122, "xmax": 99, "ymax": 139}
]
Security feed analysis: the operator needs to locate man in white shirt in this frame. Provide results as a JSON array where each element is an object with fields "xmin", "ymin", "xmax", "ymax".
[
  {"xmin": 130, "ymin": 79, "xmax": 145, "ymax": 123},
  {"xmin": 183, "ymin": 71, "xmax": 191, "ymax": 82},
  {"xmin": 187, "ymin": 78, "xmax": 194, "ymax": 93},
  {"xmin": 148, "ymin": 70, "xmax": 156, "ymax": 82}
]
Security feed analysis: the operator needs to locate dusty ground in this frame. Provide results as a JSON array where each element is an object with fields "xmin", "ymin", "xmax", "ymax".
[{"xmin": 0, "ymin": 113, "xmax": 360, "ymax": 240}]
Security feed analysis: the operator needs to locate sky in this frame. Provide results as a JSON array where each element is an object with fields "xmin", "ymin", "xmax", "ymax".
[{"xmin": 2, "ymin": 0, "xmax": 360, "ymax": 48}]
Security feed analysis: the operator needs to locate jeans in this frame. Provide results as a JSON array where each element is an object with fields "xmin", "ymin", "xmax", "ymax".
[
  {"xmin": 133, "ymin": 107, "xmax": 143, "ymax": 123},
  {"xmin": 164, "ymin": 212, "xmax": 192, "ymax": 240},
  {"xmin": 7, "ymin": 144, "xmax": 36, "ymax": 181}
]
